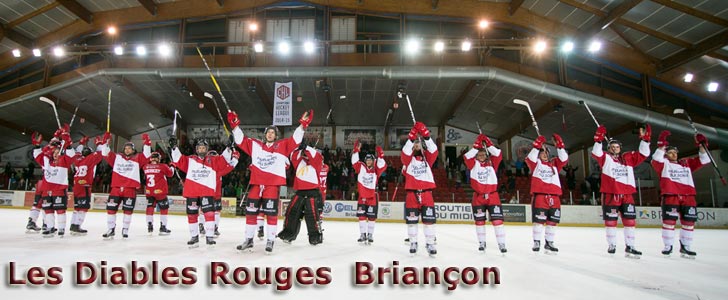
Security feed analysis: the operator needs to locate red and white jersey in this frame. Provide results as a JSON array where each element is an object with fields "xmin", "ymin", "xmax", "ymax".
[
  {"xmin": 319, "ymin": 163, "xmax": 329, "ymax": 195},
  {"xmin": 214, "ymin": 148, "xmax": 240, "ymax": 199},
  {"xmin": 651, "ymin": 148, "xmax": 709, "ymax": 195},
  {"xmin": 33, "ymin": 148, "xmax": 75, "ymax": 195},
  {"xmin": 73, "ymin": 149, "xmax": 103, "ymax": 187},
  {"xmin": 591, "ymin": 140, "xmax": 649, "ymax": 194},
  {"xmin": 463, "ymin": 146, "xmax": 502, "ymax": 194},
  {"xmin": 232, "ymin": 126, "xmax": 303, "ymax": 186},
  {"xmin": 291, "ymin": 147, "xmax": 323, "ymax": 191},
  {"xmin": 351, "ymin": 151, "xmax": 387, "ymax": 199},
  {"xmin": 143, "ymin": 163, "xmax": 174, "ymax": 197},
  {"xmin": 102, "ymin": 144, "xmax": 151, "ymax": 189},
  {"xmin": 401, "ymin": 138, "xmax": 438, "ymax": 190},
  {"xmin": 526, "ymin": 147, "xmax": 568, "ymax": 195},
  {"xmin": 172, "ymin": 148, "xmax": 236, "ymax": 198}
]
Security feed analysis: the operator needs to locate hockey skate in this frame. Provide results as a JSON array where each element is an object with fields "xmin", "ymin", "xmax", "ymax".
[
  {"xmin": 404, "ymin": 237, "xmax": 410, "ymax": 245},
  {"xmin": 257, "ymin": 226, "xmax": 265, "ymax": 240},
  {"xmin": 148, "ymin": 222, "xmax": 154, "ymax": 236},
  {"xmin": 206, "ymin": 236, "xmax": 216, "ymax": 247},
  {"xmin": 199, "ymin": 223, "xmax": 205, "ymax": 236},
  {"xmin": 69, "ymin": 224, "xmax": 88, "ymax": 236},
  {"xmin": 357, "ymin": 233, "xmax": 367, "ymax": 244},
  {"xmin": 42, "ymin": 228, "xmax": 55, "ymax": 238},
  {"xmin": 544, "ymin": 241, "xmax": 559, "ymax": 254},
  {"xmin": 25, "ymin": 218, "xmax": 41, "ymax": 233},
  {"xmin": 366, "ymin": 233, "xmax": 373, "ymax": 245},
  {"xmin": 159, "ymin": 223, "xmax": 171, "ymax": 236},
  {"xmin": 102, "ymin": 228, "xmax": 116, "ymax": 240},
  {"xmin": 625, "ymin": 246, "xmax": 642, "ymax": 259},
  {"xmin": 57, "ymin": 229, "xmax": 65, "ymax": 238},
  {"xmin": 478, "ymin": 242, "xmax": 486, "ymax": 253},
  {"xmin": 426, "ymin": 243, "xmax": 437, "ymax": 257},
  {"xmin": 265, "ymin": 240, "xmax": 275, "ymax": 254},
  {"xmin": 187, "ymin": 236, "xmax": 200, "ymax": 249},
  {"xmin": 214, "ymin": 225, "xmax": 220, "ymax": 238},
  {"xmin": 661, "ymin": 245, "xmax": 673, "ymax": 257},
  {"xmin": 532, "ymin": 240, "xmax": 541, "ymax": 252},
  {"xmin": 122, "ymin": 228, "xmax": 129, "ymax": 239},
  {"xmin": 237, "ymin": 238, "xmax": 254, "ymax": 252},
  {"xmin": 409, "ymin": 242, "xmax": 418, "ymax": 256},
  {"xmin": 679, "ymin": 242, "xmax": 696, "ymax": 259},
  {"xmin": 607, "ymin": 244, "xmax": 616, "ymax": 255},
  {"xmin": 498, "ymin": 243, "xmax": 508, "ymax": 254}
]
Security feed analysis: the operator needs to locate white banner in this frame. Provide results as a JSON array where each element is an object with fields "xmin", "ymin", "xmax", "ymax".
[{"xmin": 273, "ymin": 82, "xmax": 293, "ymax": 126}]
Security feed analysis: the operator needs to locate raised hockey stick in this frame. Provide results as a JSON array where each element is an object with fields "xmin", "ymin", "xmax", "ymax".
[
  {"xmin": 39, "ymin": 97, "xmax": 62, "ymax": 129},
  {"xmin": 106, "ymin": 89, "xmax": 112, "ymax": 133},
  {"xmin": 203, "ymin": 92, "xmax": 230, "ymax": 136},
  {"xmin": 149, "ymin": 122, "xmax": 183, "ymax": 183},
  {"xmin": 172, "ymin": 110, "xmax": 182, "ymax": 136},
  {"xmin": 513, "ymin": 99, "xmax": 541, "ymax": 136},
  {"xmin": 196, "ymin": 46, "xmax": 232, "ymax": 112},
  {"xmin": 578, "ymin": 100, "xmax": 610, "ymax": 142},
  {"xmin": 68, "ymin": 98, "xmax": 86, "ymax": 129},
  {"xmin": 673, "ymin": 108, "xmax": 727, "ymax": 185}
]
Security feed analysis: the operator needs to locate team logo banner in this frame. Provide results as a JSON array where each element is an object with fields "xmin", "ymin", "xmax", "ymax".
[{"xmin": 273, "ymin": 82, "xmax": 293, "ymax": 126}]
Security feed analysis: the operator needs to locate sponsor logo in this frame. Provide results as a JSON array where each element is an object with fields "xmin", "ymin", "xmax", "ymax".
[
  {"xmin": 323, "ymin": 202, "xmax": 333, "ymax": 213},
  {"xmin": 335, "ymin": 202, "xmax": 356, "ymax": 212}
]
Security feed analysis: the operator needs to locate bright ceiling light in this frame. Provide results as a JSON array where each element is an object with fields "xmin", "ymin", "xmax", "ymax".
[
  {"xmin": 479, "ymin": 20, "xmax": 489, "ymax": 29},
  {"xmin": 12, "ymin": 49, "xmax": 21, "ymax": 57},
  {"xmin": 53, "ymin": 46, "xmax": 65, "ymax": 57},
  {"xmin": 561, "ymin": 41, "xmax": 574, "ymax": 53},
  {"xmin": 707, "ymin": 82, "xmax": 719, "ymax": 92},
  {"xmin": 136, "ymin": 45, "xmax": 147, "ymax": 56},
  {"xmin": 278, "ymin": 42, "xmax": 290, "ymax": 54},
  {"xmin": 683, "ymin": 73, "xmax": 694, "ymax": 83},
  {"xmin": 303, "ymin": 41, "xmax": 315, "ymax": 54},
  {"xmin": 534, "ymin": 40, "xmax": 547, "ymax": 53},
  {"xmin": 254, "ymin": 42, "xmax": 264, "ymax": 53},
  {"xmin": 461, "ymin": 40, "xmax": 472, "ymax": 52},
  {"xmin": 249, "ymin": 22, "xmax": 258, "ymax": 31},
  {"xmin": 158, "ymin": 43, "xmax": 171, "ymax": 57},
  {"xmin": 32, "ymin": 49, "xmax": 41, "ymax": 57},
  {"xmin": 404, "ymin": 39, "xmax": 419, "ymax": 54},
  {"xmin": 434, "ymin": 41, "xmax": 445, "ymax": 52},
  {"xmin": 588, "ymin": 41, "xmax": 602, "ymax": 53},
  {"xmin": 107, "ymin": 26, "xmax": 117, "ymax": 35},
  {"xmin": 114, "ymin": 46, "xmax": 124, "ymax": 55}
]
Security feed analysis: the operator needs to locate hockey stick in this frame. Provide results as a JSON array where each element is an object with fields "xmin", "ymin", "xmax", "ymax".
[
  {"xmin": 673, "ymin": 108, "xmax": 727, "ymax": 185},
  {"xmin": 68, "ymin": 98, "xmax": 86, "ymax": 129},
  {"xmin": 195, "ymin": 47, "xmax": 231, "ymax": 112},
  {"xmin": 203, "ymin": 92, "xmax": 230, "ymax": 136},
  {"xmin": 39, "ymin": 97, "xmax": 62, "ymax": 129},
  {"xmin": 476, "ymin": 121, "xmax": 483, "ymax": 134},
  {"xmin": 149, "ymin": 122, "xmax": 183, "ymax": 183},
  {"xmin": 513, "ymin": 99, "xmax": 541, "ymax": 136},
  {"xmin": 106, "ymin": 89, "xmax": 112, "ymax": 133},
  {"xmin": 577, "ymin": 100, "xmax": 611, "ymax": 141},
  {"xmin": 172, "ymin": 110, "xmax": 182, "ymax": 136}
]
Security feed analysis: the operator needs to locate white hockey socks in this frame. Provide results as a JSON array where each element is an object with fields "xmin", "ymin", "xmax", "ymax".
[
  {"xmin": 545, "ymin": 225, "xmax": 556, "ymax": 243},
  {"xmin": 494, "ymin": 224, "xmax": 506, "ymax": 245},
  {"xmin": 532, "ymin": 223, "xmax": 544, "ymax": 242},
  {"xmin": 624, "ymin": 226, "xmax": 636, "ymax": 247},
  {"xmin": 680, "ymin": 226, "xmax": 694, "ymax": 248},
  {"xmin": 359, "ymin": 220, "xmax": 367, "ymax": 234},
  {"xmin": 367, "ymin": 221, "xmax": 375, "ymax": 238},
  {"xmin": 476, "ymin": 225, "xmax": 487, "ymax": 243},
  {"xmin": 407, "ymin": 224, "xmax": 418, "ymax": 243},
  {"xmin": 107, "ymin": 214, "xmax": 117, "ymax": 230},
  {"xmin": 605, "ymin": 226, "xmax": 617, "ymax": 246},
  {"xmin": 424, "ymin": 224, "xmax": 436, "ymax": 245}
]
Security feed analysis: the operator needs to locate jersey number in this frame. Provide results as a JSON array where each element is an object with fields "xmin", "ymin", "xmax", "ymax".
[
  {"xmin": 75, "ymin": 166, "xmax": 88, "ymax": 177},
  {"xmin": 146, "ymin": 175, "xmax": 156, "ymax": 187}
]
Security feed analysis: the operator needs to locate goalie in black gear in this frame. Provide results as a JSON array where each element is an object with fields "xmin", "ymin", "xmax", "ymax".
[{"xmin": 278, "ymin": 143, "xmax": 324, "ymax": 245}]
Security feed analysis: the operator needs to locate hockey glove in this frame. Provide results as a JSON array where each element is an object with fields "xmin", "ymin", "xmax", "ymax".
[
  {"xmin": 657, "ymin": 130, "xmax": 671, "ymax": 148},
  {"xmin": 532, "ymin": 135, "xmax": 546, "ymax": 149},
  {"xmin": 227, "ymin": 111, "xmax": 241, "ymax": 129},
  {"xmin": 31, "ymin": 132, "xmax": 43, "ymax": 146},
  {"xmin": 594, "ymin": 125, "xmax": 607, "ymax": 143},
  {"xmin": 553, "ymin": 133, "xmax": 565, "ymax": 148}
]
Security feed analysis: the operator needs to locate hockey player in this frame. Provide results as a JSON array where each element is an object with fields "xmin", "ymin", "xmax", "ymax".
[
  {"xmin": 33, "ymin": 127, "xmax": 75, "ymax": 237},
  {"xmin": 278, "ymin": 143, "xmax": 324, "ymax": 245},
  {"xmin": 463, "ymin": 133, "xmax": 507, "ymax": 254},
  {"xmin": 100, "ymin": 134, "xmax": 152, "ymax": 239},
  {"xmin": 651, "ymin": 130, "xmax": 710, "ymax": 258},
  {"xmin": 143, "ymin": 152, "xmax": 174, "ymax": 236},
  {"xmin": 203, "ymin": 149, "xmax": 224, "ymax": 238},
  {"xmin": 352, "ymin": 140, "xmax": 387, "ymax": 245},
  {"xmin": 24, "ymin": 179, "xmax": 44, "ymax": 233},
  {"xmin": 401, "ymin": 122, "xmax": 439, "ymax": 256},
  {"xmin": 171, "ymin": 139, "xmax": 238, "ymax": 248},
  {"xmin": 227, "ymin": 110, "xmax": 311, "ymax": 253},
  {"xmin": 526, "ymin": 134, "xmax": 568, "ymax": 253},
  {"xmin": 592, "ymin": 124, "xmax": 651, "ymax": 258},
  {"xmin": 69, "ymin": 134, "xmax": 106, "ymax": 235}
]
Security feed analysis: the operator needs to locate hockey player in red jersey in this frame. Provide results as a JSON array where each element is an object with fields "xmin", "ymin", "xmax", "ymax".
[
  {"xmin": 33, "ymin": 127, "xmax": 75, "ymax": 237},
  {"xmin": 143, "ymin": 152, "xmax": 174, "ymax": 236},
  {"xmin": 25, "ymin": 132, "xmax": 47, "ymax": 233},
  {"xmin": 171, "ymin": 139, "xmax": 238, "ymax": 248},
  {"xmin": 352, "ymin": 140, "xmax": 387, "ymax": 245},
  {"xmin": 100, "ymin": 134, "xmax": 152, "ymax": 239},
  {"xmin": 69, "ymin": 134, "xmax": 105, "ymax": 235},
  {"xmin": 463, "ymin": 133, "xmax": 507, "ymax": 254},
  {"xmin": 592, "ymin": 124, "xmax": 651, "ymax": 258},
  {"xmin": 526, "ymin": 134, "xmax": 568, "ymax": 253},
  {"xmin": 278, "ymin": 143, "xmax": 325, "ymax": 245},
  {"xmin": 401, "ymin": 121, "xmax": 439, "ymax": 256},
  {"xmin": 228, "ymin": 110, "xmax": 311, "ymax": 254},
  {"xmin": 651, "ymin": 130, "xmax": 710, "ymax": 258}
]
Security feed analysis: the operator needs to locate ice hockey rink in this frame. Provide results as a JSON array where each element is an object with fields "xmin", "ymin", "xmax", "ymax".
[{"xmin": 1, "ymin": 208, "xmax": 727, "ymax": 300}]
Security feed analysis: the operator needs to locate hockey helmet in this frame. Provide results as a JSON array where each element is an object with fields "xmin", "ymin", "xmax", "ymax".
[
  {"xmin": 665, "ymin": 146, "xmax": 679, "ymax": 153},
  {"xmin": 207, "ymin": 150, "xmax": 218, "ymax": 156},
  {"xmin": 264, "ymin": 125, "xmax": 280, "ymax": 141},
  {"xmin": 82, "ymin": 147, "xmax": 92, "ymax": 157},
  {"xmin": 364, "ymin": 153, "xmax": 376, "ymax": 161},
  {"xmin": 150, "ymin": 151, "xmax": 161, "ymax": 159}
]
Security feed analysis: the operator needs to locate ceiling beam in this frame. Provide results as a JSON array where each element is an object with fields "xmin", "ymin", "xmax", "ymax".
[
  {"xmin": 254, "ymin": 78, "xmax": 274, "ymax": 117},
  {"xmin": 659, "ymin": 30, "xmax": 728, "ymax": 74},
  {"xmin": 7, "ymin": 2, "xmax": 61, "ymax": 28},
  {"xmin": 440, "ymin": 80, "xmax": 476, "ymax": 126},
  {"xmin": 178, "ymin": 78, "xmax": 224, "ymax": 124},
  {"xmin": 610, "ymin": 25, "xmax": 656, "ymax": 63},
  {"xmin": 431, "ymin": 0, "xmax": 439, "ymax": 10},
  {"xmin": 509, "ymin": 0, "xmax": 525, "ymax": 16},
  {"xmin": 216, "ymin": 0, "xmax": 225, "ymax": 7},
  {"xmin": 499, "ymin": 99, "xmax": 559, "ymax": 142},
  {"xmin": 57, "ymin": 0, "xmax": 93, "ymax": 24},
  {"xmin": 649, "ymin": 0, "xmax": 728, "ymax": 28},
  {"xmin": 43, "ymin": 94, "xmax": 131, "ymax": 139},
  {"xmin": 585, "ymin": 0, "xmax": 642, "ymax": 35},
  {"xmin": 119, "ymin": 77, "xmax": 182, "ymax": 127},
  {"xmin": 0, "ymin": 25, "xmax": 34, "ymax": 49},
  {"xmin": 137, "ymin": 0, "xmax": 158, "ymax": 16}
]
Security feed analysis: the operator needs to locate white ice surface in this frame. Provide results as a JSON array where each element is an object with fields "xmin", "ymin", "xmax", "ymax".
[{"xmin": 1, "ymin": 209, "xmax": 727, "ymax": 299}]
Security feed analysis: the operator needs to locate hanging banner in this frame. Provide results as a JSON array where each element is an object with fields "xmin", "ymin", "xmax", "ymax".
[{"xmin": 273, "ymin": 82, "xmax": 293, "ymax": 126}]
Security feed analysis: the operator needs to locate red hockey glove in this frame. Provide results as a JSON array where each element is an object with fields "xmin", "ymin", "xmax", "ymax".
[
  {"xmin": 640, "ymin": 124, "xmax": 652, "ymax": 142},
  {"xmin": 481, "ymin": 134, "xmax": 494, "ymax": 148},
  {"xmin": 414, "ymin": 121, "xmax": 430, "ymax": 138},
  {"xmin": 232, "ymin": 150, "xmax": 240, "ymax": 160},
  {"xmin": 376, "ymin": 146, "xmax": 384, "ymax": 158},
  {"xmin": 299, "ymin": 109, "xmax": 313, "ymax": 129},
  {"xmin": 53, "ymin": 128, "xmax": 64, "ymax": 138},
  {"xmin": 553, "ymin": 133, "xmax": 565, "ymax": 148},
  {"xmin": 60, "ymin": 132, "xmax": 72, "ymax": 148},
  {"xmin": 695, "ymin": 133, "xmax": 709, "ymax": 148},
  {"xmin": 227, "ymin": 111, "xmax": 240, "ymax": 129},
  {"xmin": 31, "ymin": 132, "xmax": 43, "ymax": 146},
  {"xmin": 408, "ymin": 126, "xmax": 418, "ymax": 141},
  {"xmin": 78, "ymin": 136, "xmax": 90, "ymax": 146},
  {"xmin": 94, "ymin": 135, "xmax": 105, "ymax": 146},
  {"xmin": 532, "ymin": 135, "xmax": 546, "ymax": 149},
  {"xmin": 142, "ymin": 133, "xmax": 151, "ymax": 146},
  {"xmin": 657, "ymin": 130, "xmax": 671, "ymax": 148},
  {"xmin": 473, "ymin": 136, "xmax": 484, "ymax": 150},
  {"xmin": 102, "ymin": 132, "xmax": 111, "ymax": 144},
  {"xmin": 42, "ymin": 145, "xmax": 54, "ymax": 157},
  {"xmin": 353, "ymin": 140, "xmax": 360, "ymax": 153},
  {"xmin": 594, "ymin": 125, "xmax": 607, "ymax": 143}
]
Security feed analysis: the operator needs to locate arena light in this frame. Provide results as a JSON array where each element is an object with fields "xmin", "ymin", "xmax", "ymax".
[
  {"xmin": 33, "ymin": 49, "xmax": 42, "ymax": 57},
  {"xmin": 461, "ymin": 40, "xmax": 472, "ymax": 52},
  {"xmin": 253, "ymin": 42, "xmax": 264, "ymax": 53},
  {"xmin": 136, "ymin": 45, "xmax": 147, "ymax": 56},
  {"xmin": 107, "ymin": 26, "xmax": 117, "ymax": 35},
  {"xmin": 588, "ymin": 41, "xmax": 602, "ymax": 53},
  {"xmin": 53, "ymin": 46, "xmax": 65, "ymax": 57},
  {"xmin": 404, "ymin": 39, "xmax": 420, "ymax": 55},
  {"xmin": 303, "ymin": 41, "xmax": 315, "ymax": 54},
  {"xmin": 479, "ymin": 20, "xmax": 489, "ymax": 29},
  {"xmin": 278, "ymin": 41, "xmax": 290, "ymax": 55},
  {"xmin": 534, "ymin": 40, "xmax": 548, "ymax": 54},
  {"xmin": 434, "ymin": 41, "xmax": 445, "ymax": 53},
  {"xmin": 561, "ymin": 41, "xmax": 574, "ymax": 53},
  {"xmin": 12, "ymin": 49, "xmax": 21, "ymax": 57},
  {"xmin": 707, "ymin": 82, "xmax": 719, "ymax": 92},
  {"xmin": 249, "ymin": 22, "xmax": 258, "ymax": 32},
  {"xmin": 114, "ymin": 46, "xmax": 124, "ymax": 55},
  {"xmin": 683, "ymin": 73, "xmax": 694, "ymax": 83},
  {"xmin": 158, "ymin": 43, "xmax": 171, "ymax": 57}
]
